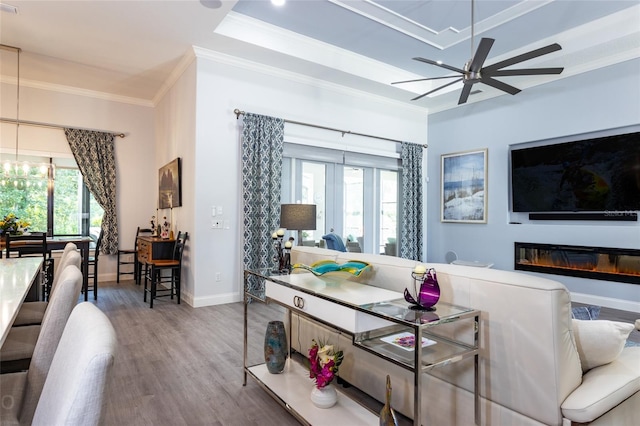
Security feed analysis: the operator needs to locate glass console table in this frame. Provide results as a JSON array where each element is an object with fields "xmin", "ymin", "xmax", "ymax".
[{"xmin": 243, "ymin": 269, "xmax": 480, "ymax": 425}]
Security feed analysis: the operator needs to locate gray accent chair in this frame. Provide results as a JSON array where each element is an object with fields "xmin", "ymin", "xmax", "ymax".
[
  {"xmin": 0, "ymin": 302, "xmax": 116, "ymax": 425},
  {"xmin": 13, "ymin": 245, "xmax": 80, "ymax": 327}
]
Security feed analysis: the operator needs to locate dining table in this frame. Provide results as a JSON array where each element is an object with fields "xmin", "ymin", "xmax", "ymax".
[
  {"xmin": 0, "ymin": 257, "xmax": 43, "ymax": 347},
  {"xmin": 1, "ymin": 236, "xmax": 92, "ymax": 301}
]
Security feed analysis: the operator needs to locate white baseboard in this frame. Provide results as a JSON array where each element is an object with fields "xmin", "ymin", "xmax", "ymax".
[
  {"xmin": 188, "ymin": 291, "xmax": 242, "ymax": 308},
  {"xmin": 571, "ymin": 292, "xmax": 640, "ymax": 313}
]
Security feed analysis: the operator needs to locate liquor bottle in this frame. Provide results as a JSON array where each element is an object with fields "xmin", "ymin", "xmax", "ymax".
[{"xmin": 380, "ymin": 375, "xmax": 399, "ymax": 426}]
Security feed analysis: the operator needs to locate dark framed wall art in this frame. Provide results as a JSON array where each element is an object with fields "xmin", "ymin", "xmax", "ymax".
[{"xmin": 159, "ymin": 157, "xmax": 182, "ymax": 209}]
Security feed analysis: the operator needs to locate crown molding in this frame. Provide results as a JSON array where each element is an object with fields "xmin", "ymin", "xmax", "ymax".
[
  {"xmin": 152, "ymin": 48, "xmax": 197, "ymax": 106},
  {"xmin": 215, "ymin": 11, "xmax": 426, "ymax": 89},
  {"xmin": 191, "ymin": 46, "xmax": 427, "ymax": 116},
  {"xmin": 0, "ymin": 75, "xmax": 154, "ymax": 107},
  {"xmin": 329, "ymin": 0, "xmax": 553, "ymax": 49}
]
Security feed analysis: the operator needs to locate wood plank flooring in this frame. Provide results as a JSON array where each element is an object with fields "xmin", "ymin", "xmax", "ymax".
[
  {"xmin": 92, "ymin": 280, "xmax": 299, "ymax": 426},
  {"xmin": 89, "ymin": 280, "xmax": 639, "ymax": 425}
]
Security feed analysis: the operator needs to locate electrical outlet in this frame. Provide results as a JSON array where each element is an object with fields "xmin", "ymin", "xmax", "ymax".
[
  {"xmin": 215, "ymin": 272, "xmax": 221, "ymax": 282},
  {"xmin": 212, "ymin": 220, "xmax": 222, "ymax": 229}
]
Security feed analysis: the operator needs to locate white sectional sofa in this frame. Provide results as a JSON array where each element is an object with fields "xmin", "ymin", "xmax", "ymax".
[{"xmin": 289, "ymin": 246, "xmax": 640, "ymax": 425}]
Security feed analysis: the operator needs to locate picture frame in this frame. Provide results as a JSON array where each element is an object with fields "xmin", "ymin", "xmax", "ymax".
[
  {"xmin": 158, "ymin": 158, "xmax": 182, "ymax": 209},
  {"xmin": 441, "ymin": 149, "xmax": 488, "ymax": 223}
]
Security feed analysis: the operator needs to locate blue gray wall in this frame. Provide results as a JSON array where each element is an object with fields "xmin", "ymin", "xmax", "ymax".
[{"xmin": 426, "ymin": 58, "xmax": 640, "ymax": 310}]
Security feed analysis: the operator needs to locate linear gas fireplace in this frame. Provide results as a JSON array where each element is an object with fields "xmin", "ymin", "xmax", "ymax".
[{"xmin": 515, "ymin": 242, "xmax": 640, "ymax": 284}]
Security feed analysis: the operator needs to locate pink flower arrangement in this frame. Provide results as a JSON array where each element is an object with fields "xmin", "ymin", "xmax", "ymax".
[{"xmin": 308, "ymin": 339, "xmax": 343, "ymax": 389}]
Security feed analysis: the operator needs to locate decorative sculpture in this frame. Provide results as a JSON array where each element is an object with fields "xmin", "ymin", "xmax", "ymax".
[
  {"xmin": 404, "ymin": 266, "xmax": 440, "ymax": 310},
  {"xmin": 292, "ymin": 259, "xmax": 371, "ymax": 277}
]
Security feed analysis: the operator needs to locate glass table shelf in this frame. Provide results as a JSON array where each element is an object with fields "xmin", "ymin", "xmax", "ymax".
[{"xmin": 243, "ymin": 269, "xmax": 480, "ymax": 425}]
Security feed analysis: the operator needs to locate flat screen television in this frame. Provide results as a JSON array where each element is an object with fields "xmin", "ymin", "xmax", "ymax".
[{"xmin": 510, "ymin": 131, "xmax": 640, "ymax": 213}]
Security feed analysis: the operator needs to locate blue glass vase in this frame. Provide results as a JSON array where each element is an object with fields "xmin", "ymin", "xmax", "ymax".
[{"xmin": 264, "ymin": 321, "xmax": 287, "ymax": 374}]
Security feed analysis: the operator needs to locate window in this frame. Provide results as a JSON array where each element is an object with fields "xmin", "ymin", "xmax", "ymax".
[
  {"xmin": 343, "ymin": 167, "xmax": 363, "ymax": 243},
  {"xmin": 379, "ymin": 170, "xmax": 398, "ymax": 255},
  {"xmin": 300, "ymin": 162, "xmax": 326, "ymax": 242},
  {"xmin": 0, "ymin": 154, "xmax": 102, "ymax": 239},
  {"xmin": 283, "ymin": 144, "xmax": 400, "ymax": 254}
]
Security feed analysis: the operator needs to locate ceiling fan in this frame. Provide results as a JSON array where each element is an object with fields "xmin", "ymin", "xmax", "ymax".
[{"xmin": 392, "ymin": 0, "xmax": 564, "ymax": 104}]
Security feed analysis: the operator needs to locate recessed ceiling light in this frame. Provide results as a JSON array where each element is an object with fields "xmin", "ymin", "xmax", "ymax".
[
  {"xmin": 0, "ymin": 2, "xmax": 18, "ymax": 14},
  {"xmin": 271, "ymin": 0, "xmax": 286, "ymax": 6}
]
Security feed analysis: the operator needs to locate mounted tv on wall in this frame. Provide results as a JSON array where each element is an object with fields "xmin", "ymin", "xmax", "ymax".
[
  {"xmin": 158, "ymin": 158, "xmax": 182, "ymax": 209},
  {"xmin": 510, "ymin": 131, "xmax": 640, "ymax": 214}
]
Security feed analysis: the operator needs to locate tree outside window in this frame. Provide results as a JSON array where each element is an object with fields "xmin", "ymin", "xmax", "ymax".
[{"xmin": 0, "ymin": 156, "xmax": 102, "ymax": 238}]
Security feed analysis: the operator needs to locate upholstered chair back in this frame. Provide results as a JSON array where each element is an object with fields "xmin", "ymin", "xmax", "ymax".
[
  {"xmin": 19, "ymin": 264, "xmax": 83, "ymax": 424},
  {"xmin": 52, "ymin": 243, "xmax": 78, "ymax": 284},
  {"xmin": 31, "ymin": 302, "xmax": 116, "ymax": 426}
]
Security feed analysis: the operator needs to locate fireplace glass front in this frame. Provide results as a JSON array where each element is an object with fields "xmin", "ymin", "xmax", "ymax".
[{"xmin": 515, "ymin": 242, "xmax": 640, "ymax": 284}]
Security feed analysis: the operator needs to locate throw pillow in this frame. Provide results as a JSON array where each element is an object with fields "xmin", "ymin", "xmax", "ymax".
[
  {"xmin": 572, "ymin": 319, "xmax": 634, "ymax": 372},
  {"xmin": 571, "ymin": 305, "xmax": 601, "ymax": 320}
]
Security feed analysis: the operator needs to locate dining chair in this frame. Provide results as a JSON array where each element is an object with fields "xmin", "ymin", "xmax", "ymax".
[
  {"xmin": 85, "ymin": 228, "xmax": 103, "ymax": 300},
  {"xmin": 5, "ymin": 232, "xmax": 54, "ymax": 300},
  {"xmin": 0, "ymin": 302, "xmax": 116, "ymax": 426},
  {"xmin": 53, "ymin": 242, "xmax": 79, "ymax": 283},
  {"xmin": 116, "ymin": 226, "xmax": 152, "ymax": 283},
  {"xmin": 144, "ymin": 231, "xmax": 188, "ymax": 308},
  {"xmin": 0, "ymin": 264, "xmax": 83, "ymax": 375},
  {"xmin": 12, "ymin": 249, "xmax": 81, "ymax": 327}
]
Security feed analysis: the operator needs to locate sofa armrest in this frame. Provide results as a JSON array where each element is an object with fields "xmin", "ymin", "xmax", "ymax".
[{"xmin": 561, "ymin": 347, "xmax": 640, "ymax": 423}]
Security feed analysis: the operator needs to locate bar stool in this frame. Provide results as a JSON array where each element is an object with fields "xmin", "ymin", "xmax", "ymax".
[
  {"xmin": 5, "ymin": 232, "xmax": 54, "ymax": 300},
  {"xmin": 144, "ymin": 232, "xmax": 188, "ymax": 308},
  {"xmin": 85, "ymin": 229, "xmax": 103, "ymax": 300},
  {"xmin": 116, "ymin": 226, "xmax": 152, "ymax": 283}
]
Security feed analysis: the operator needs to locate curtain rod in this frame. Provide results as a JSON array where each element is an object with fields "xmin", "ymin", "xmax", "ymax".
[
  {"xmin": 0, "ymin": 117, "xmax": 126, "ymax": 138},
  {"xmin": 233, "ymin": 109, "xmax": 426, "ymax": 148}
]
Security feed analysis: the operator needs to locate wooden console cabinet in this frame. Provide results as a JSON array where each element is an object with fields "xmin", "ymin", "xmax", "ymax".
[{"xmin": 137, "ymin": 236, "xmax": 175, "ymax": 264}]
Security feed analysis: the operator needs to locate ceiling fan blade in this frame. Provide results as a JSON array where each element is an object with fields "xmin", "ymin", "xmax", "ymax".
[
  {"xmin": 483, "ymin": 43, "xmax": 562, "ymax": 72},
  {"xmin": 481, "ymin": 77, "xmax": 521, "ymax": 95},
  {"xmin": 458, "ymin": 83, "xmax": 474, "ymax": 105},
  {"xmin": 469, "ymin": 38, "xmax": 494, "ymax": 72},
  {"xmin": 485, "ymin": 67, "xmax": 564, "ymax": 77},
  {"xmin": 413, "ymin": 57, "xmax": 466, "ymax": 74},
  {"xmin": 412, "ymin": 78, "xmax": 463, "ymax": 101},
  {"xmin": 391, "ymin": 75, "xmax": 463, "ymax": 85}
]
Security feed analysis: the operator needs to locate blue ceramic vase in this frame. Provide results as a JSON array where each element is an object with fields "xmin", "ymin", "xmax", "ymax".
[{"xmin": 264, "ymin": 321, "xmax": 287, "ymax": 374}]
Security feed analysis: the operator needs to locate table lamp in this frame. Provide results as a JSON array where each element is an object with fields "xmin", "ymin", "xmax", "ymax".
[{"xmin": 280, "ymin": 204, "xmax": 316, "ymax": 246}]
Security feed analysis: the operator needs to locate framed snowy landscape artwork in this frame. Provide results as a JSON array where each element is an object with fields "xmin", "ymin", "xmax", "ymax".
[{"xmin": 441, "ymin": 149, "xmax": 488, "ymax": 223}]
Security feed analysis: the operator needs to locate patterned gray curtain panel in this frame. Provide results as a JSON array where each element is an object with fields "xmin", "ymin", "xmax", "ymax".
[
  {"xmin": 400, "ymin": 142, "xmax": 424, "ymax": 261},
  {"xmin": 241, "ymin": 113, "xmax": 284, "ymax": 293},
  {"xmin": 64, "ymin": 128, "xmax": 118, "ymax": 255}
]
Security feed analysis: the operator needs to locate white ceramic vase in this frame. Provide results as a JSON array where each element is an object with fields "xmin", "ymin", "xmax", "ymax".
[{"xmin": 310, "ymin": 383, "xmax": 338, "ymax": 409}]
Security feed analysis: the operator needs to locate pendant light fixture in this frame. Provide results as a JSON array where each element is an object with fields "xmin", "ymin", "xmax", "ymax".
[{"xmin": 0, "ymin": 44, "xmax": 52, "ymax": 188}]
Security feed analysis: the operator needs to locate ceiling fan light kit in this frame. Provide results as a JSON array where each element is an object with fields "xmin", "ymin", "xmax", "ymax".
[{"xmin": 393, "ymin": 0, "xmax": 564, "ymax": 105}]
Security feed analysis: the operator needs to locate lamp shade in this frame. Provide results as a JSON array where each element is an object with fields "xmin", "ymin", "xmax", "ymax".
[{"xmin": 280, "ymin": 204, "xmax": 316, "ymax": 231}]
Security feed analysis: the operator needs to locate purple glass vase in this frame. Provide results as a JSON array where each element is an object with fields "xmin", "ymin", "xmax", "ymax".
[{"xmin": 404, "ymin": 269, "xmax": 440, "ymax": 310}]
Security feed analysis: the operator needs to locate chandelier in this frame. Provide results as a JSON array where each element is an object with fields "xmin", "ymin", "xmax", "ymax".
[{"xmin": 0, "ymin": 44, "xmax": 54, "ymax": 188}]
